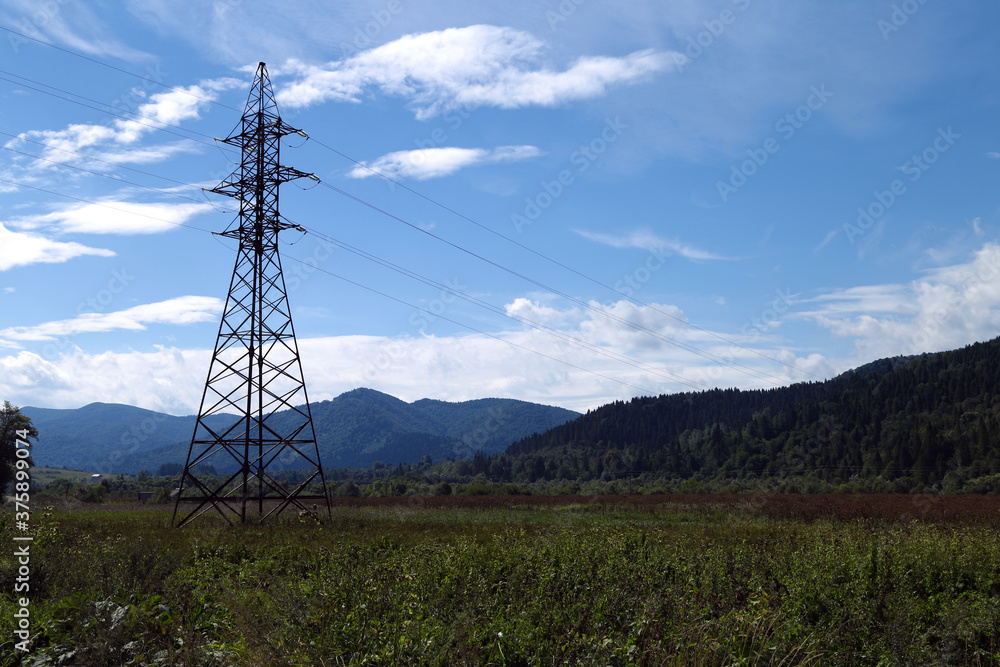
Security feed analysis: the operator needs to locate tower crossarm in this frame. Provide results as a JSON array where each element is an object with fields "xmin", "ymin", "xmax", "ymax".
[{"xmin": 207, "ymin": 165, "xmax": 315, "ymax": 201}]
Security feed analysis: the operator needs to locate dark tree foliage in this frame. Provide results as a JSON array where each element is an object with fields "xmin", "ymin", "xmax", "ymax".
[
  {"xmin": 1, "ymin": 401, "xmax": 38, "ymax": 493},
  {"xmin": 494, "ymin": 338, "xmax": 1000, "ymax": 488}
]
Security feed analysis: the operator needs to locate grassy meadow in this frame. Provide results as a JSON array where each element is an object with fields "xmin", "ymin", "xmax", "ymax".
[
  {"xmin": 20, "ymin": 468, "xmax": 104, "ymax": 488},
  {"xmin": 2, "ymin": 496, "xmax": 1000, "ymax": 665}
]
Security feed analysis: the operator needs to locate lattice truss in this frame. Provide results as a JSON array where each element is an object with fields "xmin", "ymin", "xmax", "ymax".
[{"xmin": 173, "ymin": 63, "xmax": 329, "ymax": 527}]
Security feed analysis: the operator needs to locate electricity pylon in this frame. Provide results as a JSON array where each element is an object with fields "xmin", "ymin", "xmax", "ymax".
[{"xmin": 173, "ymin": 62, "xmax": 329, "ymax": 527}]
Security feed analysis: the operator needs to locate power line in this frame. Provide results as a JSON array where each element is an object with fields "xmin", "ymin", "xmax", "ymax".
[
  {"xmin": 1, "ymin": 140, "xmax": 712, "ymax": 392},
  {"xmin": 0, "ymin": 98, "xmax": 719, "ymax": 393},
  {"xmin": 0, "ymin": 129, "xmax": 225, "ymax": 190},
  {"xmin": 0, "ymin": 25, "xmax": 241, "ymax": 113},
  {"xmin": 0, "ymin": 167, "xmax": 686, "ymax": 397},
  {"xmin": 0, "ymin": 147, "xmax": 700, "ymax": 397},
  {"xmin": 315, "ymin": 179, "xmax": 786, "ymax": 386},
  {"xmin": 0, "ymin": 52, "xmax": 811, "ymax": 387},
  {"xmin": 306, "ymin": 135, "xmax": 822, "ymax": 381},
  {"xmin": 0, "ymin": 175, "xmax": 213, "ymax": 234},
  {"xmin": 0, "ymin": 143, "xmax": 231, "ymax": 209},
  {"xmin": 0, "ymin": 77, "xmax": 757, "ymax": 385},
  {"xmin": 0, "ymin": 24, "xmax": 819, "ymax": 382},
  {"xmin": 282, "ymin": 253, "xmax": 663, "ymax": 397},
  {"xmin": 0, "ymin": 69, "xmax": 232, "ymax": 152},
  {"xmin": 288, "ymin": 222, "xmax": 710, "ymax": 392}
]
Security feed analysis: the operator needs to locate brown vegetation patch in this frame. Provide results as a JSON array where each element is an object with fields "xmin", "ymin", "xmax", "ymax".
[{"xmin": 328, "ymin": 492, "xmax": 1000, "ymax": 523}]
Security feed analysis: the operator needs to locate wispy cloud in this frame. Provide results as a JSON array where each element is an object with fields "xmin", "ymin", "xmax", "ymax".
[
  {"xmin": 0, "ymin": 296, "xmax": 224, "ymax": 342},
  {"xmin": 91, "ymin": 142, "xmax": 202, "ymax": 166},
  {"xmin": 797, "ymin": 242, "xmax": 1000, "ymax": 359},
  {"xmin": 277, "ymin": 25, "xmax": 679, "ymax": 118},
  {"xmin": 0, "ymin": 0, "xmax": 152, "ymax": 61},
  {"xmin": 796, "ymin": 284, "xmax": 912, "ymax": 318},
  {"xmin": 348, "ymin": 145, "xmax": 541, "ymax": 180},
  {"xmin": 575, "ymin": 228, "xmax": 730, "ymax": 261},
  {"xmin": 5, "ymin": 79, "xmax": 239, "ymax": 171},
  {"xmin": 815, "ymin": 228, "xmax": 841, "ymax": 252},
  {"xmin": 0, "ymin": 223, "xmax": 114, "ymax": 271},
  {"xmin": 11, "ymin": 200, "xmax": 214, "ymax": 235}
]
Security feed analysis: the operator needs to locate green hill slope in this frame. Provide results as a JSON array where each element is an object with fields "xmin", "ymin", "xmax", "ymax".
[
  {"xmin": 497, "ymin": 339, "xmax": 1000, "ymax": 490},
  {"xmin": 23, "ymin": 389, "xmax": 578, "ymax": 474}
]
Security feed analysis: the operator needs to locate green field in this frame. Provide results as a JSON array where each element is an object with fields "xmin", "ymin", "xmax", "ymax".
[
  {"xmin": 19, "ymin": 468, "xmax": 104, "ymax": 487},
  {"xmin": 2, "ymin": 499, "xmax": 1000, "ymax": 665}
]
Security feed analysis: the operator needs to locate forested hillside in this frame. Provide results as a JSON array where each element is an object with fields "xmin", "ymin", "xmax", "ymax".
[
  {"xmin": 25, "ymin": 389, "xmax": 578, "ymax": 474},
  {"xmin": 489, "ymin": 339, "xmax": 1000, "ymax": 491}
]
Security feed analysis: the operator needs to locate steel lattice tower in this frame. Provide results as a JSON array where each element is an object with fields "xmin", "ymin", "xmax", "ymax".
[{"xmin": 173, "ymin": 62, "xmax": 329, "ymax": 527}]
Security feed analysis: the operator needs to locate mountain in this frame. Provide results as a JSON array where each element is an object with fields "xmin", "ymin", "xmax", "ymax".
[
  {"xmin": 22, "ymin": 388, "xmax": 579, "ymax": 474},
  {"xmin": 19, "ymin": 403, "xmax": 235, "ymax": 473},
  {"xmin": 497, "ymin": 338, "xmax": 1000, "ymax": 489},
  {"xmin": 309, "ymin": 388, "xmax": 577, "ymax": 465}
]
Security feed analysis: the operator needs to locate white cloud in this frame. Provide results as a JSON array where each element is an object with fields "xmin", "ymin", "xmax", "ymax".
[
  {"xmin": 576, "ymin": 228, "xmax": 729, "ymax": 261},
  {"xmin": 305, "ymin": 299, "xmax": 824, "ymax": 408},
  {"xmin": 0, "ymin": 223, "xmax": 114, "ymax": 271},
  {"xmin": 0, "ymin": 296, "xmax": 224, "ymax": 342},
  {"xmin": 12, "ymin": 201, "xmax": 214, "ymax": 235},
  {"xmin": 5, "ymin": 80, "xmax": 239, "ymax": 170},
  {"xmin": 575, "ymin": 299, "xmax": 695, "ymax": 352},
  {"xmin": 796, "ymin": 284, "xmax": 912, "ymax": 317},
  {"xmin": 1, "ymin": 298, "xmax": 828, "ymax": 414},
  {"xmin": 92, "ymin": 142, "xmax": 202, "ymax": 166},
  {"xmin": 0, "ymin": 346, "xmax": 209, "ymax": 416},
  {"xmin": 348, "ymin": 145, "xmax": 541, "ymax": 180},
  {"xmin": 505, "ymin": 297, "xmax": 578, "ymax": 327},
  {"xmin": 277, "ymin": 25, "xmax": 679, "ymax": 118},
  {"xmin": 799, "ymin": 242, "xmax": 1000, "ymax": 360},
  {"xmin": 0, "ymin": 0, "xmax": 152, "ymax": 62}
]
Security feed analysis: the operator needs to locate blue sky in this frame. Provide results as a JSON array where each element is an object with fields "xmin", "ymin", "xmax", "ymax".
[{"xmin": 1, "ymin": 0, "xmax": 999, "ymax": 415}]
